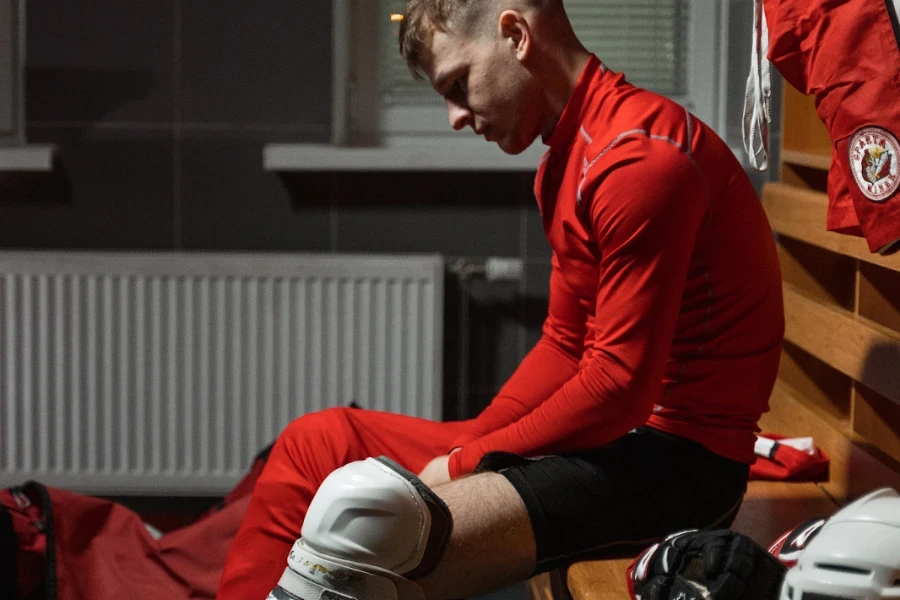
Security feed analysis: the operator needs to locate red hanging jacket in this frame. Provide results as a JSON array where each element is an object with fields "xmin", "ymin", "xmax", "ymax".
[{"xmin": 763, "ymin": 0, "xmax": 900, "ymax": 253}]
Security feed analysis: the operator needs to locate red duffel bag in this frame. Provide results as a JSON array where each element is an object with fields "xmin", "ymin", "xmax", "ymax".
[{"xmin": 0, "ymin": 445, "xmax": 272, "ymax": 600}]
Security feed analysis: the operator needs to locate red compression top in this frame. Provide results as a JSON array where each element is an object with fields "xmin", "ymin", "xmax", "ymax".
[{"xmin": 448, "ymin": 56, "xmax": 785, "ymax": 478}]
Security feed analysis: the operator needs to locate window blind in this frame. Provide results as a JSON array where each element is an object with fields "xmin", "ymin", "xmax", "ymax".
[{"xmin": 379, "ymin": 0, "xmax": 689, "ymax": 106}]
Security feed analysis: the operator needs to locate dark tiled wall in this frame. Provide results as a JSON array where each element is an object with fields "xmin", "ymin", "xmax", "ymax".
[{"xmin": 0, "ymin": 0, "xmax": 551, "ymax": 421}]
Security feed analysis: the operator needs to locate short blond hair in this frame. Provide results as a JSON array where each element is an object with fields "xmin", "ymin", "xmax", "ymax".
[
  {"xmin": 399, "ymin": 0, "xmax": 485, "ymax": 79},
  {"xmin": 399, "ymin": 0, "xmax": 556, "ymax": 78}
]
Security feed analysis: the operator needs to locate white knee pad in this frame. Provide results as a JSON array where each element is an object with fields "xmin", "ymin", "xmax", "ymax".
[{"xmin": 268, "ymin": 456, "xmax": 452, "ymax": 600}]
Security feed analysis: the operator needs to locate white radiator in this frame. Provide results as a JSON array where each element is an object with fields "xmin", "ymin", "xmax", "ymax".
[{"xmin": 0, "ymin": 251, "xmax": 444, "ymax": 495}]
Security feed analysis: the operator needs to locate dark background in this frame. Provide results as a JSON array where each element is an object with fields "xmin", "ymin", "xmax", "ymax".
[
  {"xmin": 1, "ymin": 0, "xmax": 559, "ymax": 426},
  {"xmin": 0, "ymin": 3, "xmax": 778, "ymax": 521}
]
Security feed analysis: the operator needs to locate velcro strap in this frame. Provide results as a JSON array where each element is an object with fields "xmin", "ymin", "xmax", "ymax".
[{"xmin": 374, "ymin": 457, "xmax": 452, "ymax": 579}]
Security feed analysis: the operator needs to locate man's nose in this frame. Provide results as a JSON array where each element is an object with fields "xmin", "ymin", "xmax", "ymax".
[{"xmin": 447, "ymin": 101, "xmax": 472, "ymax": 131}]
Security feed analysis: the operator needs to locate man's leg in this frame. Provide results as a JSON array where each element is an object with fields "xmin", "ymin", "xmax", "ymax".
[
  {"xmin": 217, "ymin": 407, "xmax": 468, "ymax": 600},
  {"xmin": 270, "ymin": 462, "xmax": 537, "ymax": 600},
  {"xmin": 262, "ymin": 426, "xmax": 748, "ymax": 600},
  {"xmin": 270, "ymin": 427, "xmax": 748, "ymax": 600},
  {"xmin": 415, "ymin": 473, "xmax": 537, "ymax": 600}
]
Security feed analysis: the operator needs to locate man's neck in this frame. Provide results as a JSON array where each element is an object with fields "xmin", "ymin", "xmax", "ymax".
[{"xmin": 539, "ymin": 48, "xmax": 592, "ymax": 141}]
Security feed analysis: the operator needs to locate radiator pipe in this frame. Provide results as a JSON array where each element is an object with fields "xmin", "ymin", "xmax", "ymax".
[{"xmin": 447, "ymin": 258, "xmax": 524, "ymax": 421}]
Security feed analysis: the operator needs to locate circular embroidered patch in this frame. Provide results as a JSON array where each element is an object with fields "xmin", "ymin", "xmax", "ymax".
[{"xmin": 849, "ymin": 126, "xmax": 900, "ymax": 202}]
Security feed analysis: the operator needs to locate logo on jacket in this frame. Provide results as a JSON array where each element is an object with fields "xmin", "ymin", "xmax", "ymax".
[{"xmin": 849, "ymin": 126, "xmax": 900, "ymax": 202}]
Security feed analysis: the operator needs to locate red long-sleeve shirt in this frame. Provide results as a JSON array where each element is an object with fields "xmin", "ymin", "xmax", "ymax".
[{"xmin": 448, "ymin": 56, "xmax": 785, "ymax": 478}]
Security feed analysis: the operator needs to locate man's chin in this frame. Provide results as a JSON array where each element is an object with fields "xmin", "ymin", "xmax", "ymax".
[
  {"xmin": 494, "ymin": 130, "xmax": 541, "ymax": 155},
  {"xmin": 496, "ymin": 138, "xmax": 527, "ymax": 155}
]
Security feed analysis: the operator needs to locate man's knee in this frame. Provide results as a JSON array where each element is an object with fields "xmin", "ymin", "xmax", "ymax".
[
  {"xmin": 304, "ymin": 456, "xmax": 452, "ymax": 576},
  {"xmin": 277, "ymin": 406, "xmax": 357, "ymax": 458},
  {"xmin": 281, "ymin": 406, "xmax": 353, "ymax": 437},
  {"xmin": 268, "ymin": 457, "xmax": 452, "ymax": 600}
]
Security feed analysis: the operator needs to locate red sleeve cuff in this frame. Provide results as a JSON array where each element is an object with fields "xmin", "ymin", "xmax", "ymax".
[
  {"xmin": 448, "ymin": 435, "xmax": 477, "ymax": 451},
  {"xmin": 448, "ymin": 444, "xmax": 487, "ymax": 479},
  {"xmin": 448, "ymin": 449, "xmax": 464, "ymax": 479}
]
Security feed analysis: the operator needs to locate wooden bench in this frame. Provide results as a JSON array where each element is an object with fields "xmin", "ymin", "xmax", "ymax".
[
  {"xmin": 529, "ymin": 386, "xmax": 900, "ymax": 600},
  {"xmin": 528, "ymin": 87, "xmax": 900, "ymax": 600}
]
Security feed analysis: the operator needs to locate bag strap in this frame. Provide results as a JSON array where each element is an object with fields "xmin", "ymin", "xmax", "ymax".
[{"xmin": 23, "ymin": 483, "xmax": 56, "ymax": 600}]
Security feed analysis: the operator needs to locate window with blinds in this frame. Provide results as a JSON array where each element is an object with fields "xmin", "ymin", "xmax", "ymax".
[{"xmin": 379, "ymin": 0, "xmax": 689, "ymax": 106}]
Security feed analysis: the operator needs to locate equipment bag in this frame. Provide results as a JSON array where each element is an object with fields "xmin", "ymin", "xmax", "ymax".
[{"xmin": 0, "ymin": 444, "xmax": 272, "ymax": 600}]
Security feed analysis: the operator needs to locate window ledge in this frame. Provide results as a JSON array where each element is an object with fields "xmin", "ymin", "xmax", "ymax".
[
  {"xmin": 263, "ymin": 139, "xmax": 546, "ymax": 172},
  {"xmin": 0, "ymin": 145, "xmax": 57, "ymax": 172}
]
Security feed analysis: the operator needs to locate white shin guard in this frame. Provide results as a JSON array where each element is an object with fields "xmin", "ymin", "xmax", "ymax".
[
  {"xmin": 267, "ymin": 457, "xmax": 452, "ymax": 600},
  {"xmin": 269, "ymin": 539, "xmax": 426, "ymax": 600}
]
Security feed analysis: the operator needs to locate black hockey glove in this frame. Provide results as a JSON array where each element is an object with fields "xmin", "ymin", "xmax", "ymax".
[{"xmin": 626, "ymin": 529, "xmax": 787, "ymax": 600}]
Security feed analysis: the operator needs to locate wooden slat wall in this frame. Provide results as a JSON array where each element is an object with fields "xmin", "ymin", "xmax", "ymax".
[
  {"xmin": 763, "ymin": 184, "xmax": 900, "ymax": 271},
  {"xmin": 782, "ymin": 286, "xmax": 900, "ymax": 405},
  {"xmin": 764, "ymin": 102, "xmax": 900, "ymax": 479}
]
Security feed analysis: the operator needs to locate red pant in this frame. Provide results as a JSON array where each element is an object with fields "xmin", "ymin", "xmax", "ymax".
[{"xmin": 216, "ymin": 407, "xmax": 469, "ymax": 600}]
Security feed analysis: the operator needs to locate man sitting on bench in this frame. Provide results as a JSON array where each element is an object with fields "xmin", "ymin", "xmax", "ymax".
[{"xmin": 216, "ymin": 2, "xmax": 785, "ymax": 599}]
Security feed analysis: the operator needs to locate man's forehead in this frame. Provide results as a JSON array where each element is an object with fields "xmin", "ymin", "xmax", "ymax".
[{"xmin": 422, "ymin": 29, "xmax": 467, "ymax": 87}]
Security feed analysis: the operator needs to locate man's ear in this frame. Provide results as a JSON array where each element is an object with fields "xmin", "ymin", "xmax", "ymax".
[{"xmin": 498, "ymin": 10, "xmax": 531, "ymax": 60}]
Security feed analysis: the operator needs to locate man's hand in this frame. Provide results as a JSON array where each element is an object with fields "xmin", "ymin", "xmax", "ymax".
[{"xmin": 417, "ymin": 449, "xmax": 460, "ymax": 488}]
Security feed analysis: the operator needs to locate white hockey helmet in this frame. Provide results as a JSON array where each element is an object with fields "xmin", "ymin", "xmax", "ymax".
[{"xmin": 779, "ymin": 487, "xmax": 900, "ymax": 600}]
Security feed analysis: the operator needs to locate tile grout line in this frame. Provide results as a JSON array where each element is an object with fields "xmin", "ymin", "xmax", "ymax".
[
  {"xmin": 172, "ymin": 0, "xmax": 183, "ymax": 249},
  {"xmin": 28, "ymin": 121, "xmax": 330, "ymax": 133}
]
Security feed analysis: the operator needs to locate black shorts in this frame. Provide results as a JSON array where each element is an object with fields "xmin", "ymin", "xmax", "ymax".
[{"xmin": 474, "ymin": 426, "xmax": 750, "ymax": 573}]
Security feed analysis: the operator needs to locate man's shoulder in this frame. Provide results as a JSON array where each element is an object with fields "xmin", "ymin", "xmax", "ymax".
[
  {"xmin": 571, "ymin": 107, "xmax": 705, "ymax": 222},
  {"xmin": 576, "ymin": 124, "xmax": 694, "ymax": 191},
  {"xmin": 579, "ymin": 87, "xmax": 695, "ymax": 166}
]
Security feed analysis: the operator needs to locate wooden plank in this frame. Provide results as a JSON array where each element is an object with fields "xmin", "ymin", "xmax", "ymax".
[
  {"xmin": 782, "ymin": 150, "xmax": 831, "ymax": 170},
  {"xmin": 768, "ymin": 382, "xmax": 900, "ymax": 504},
  {"xmin": 762, "ymin": 182, "xmax": 900, "ymax": 273},
  {"xmin": 777, "ymin": 237, "xmax": 856, "ymax": 311},
  {"xmin": 783, "ymin": 285, "xmax": 900, "ymax": 405},
  {"xmin": 858, "ymin": 262, "xmax": 900, "ymax": 336},
  {"xmin": 781, "ymin": 84, "xmax": 833, "ymax": 157},
  {"xmin": 780, "ymin": 162, "xmax": 829, "ymax": 191},
  {"xmin": 853, "ymin": 384, "xmax": 900, "ymax": 465},
  {"xmin": 528, "ymin": 570, "xmax": 570, "ymax": 600},
  {"xmin": 776, "ymin": 341, "xmax": 852, "ymax": 432},
  {"xmin": 731, "ymin": 481, "xmax": 837, "ymax": 547},
  {"xmin": 528, "ymin": 573, "xmax": 554, "ymax": 600},
  {"xmin": 566, "ymin": 558, "xmax": 634, "ymax": 600}
]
